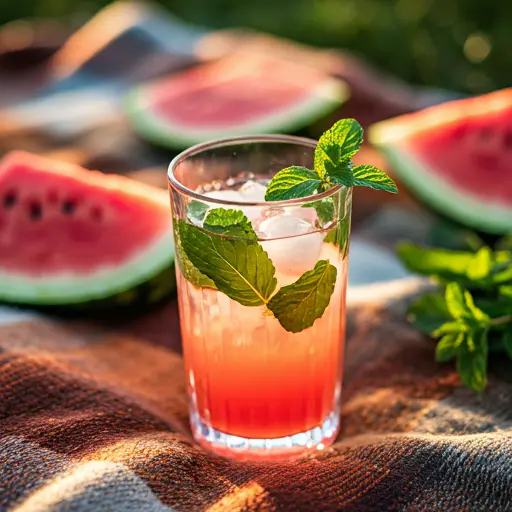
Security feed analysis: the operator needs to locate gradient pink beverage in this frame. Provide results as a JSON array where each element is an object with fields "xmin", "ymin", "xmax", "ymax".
[
  {"xmin": 177, "ymin": 230, "xmax": 347, "ymax": 440},
  {"xmin": 169, "ymin": 136, "xmax": 351, "ymax": 459}
]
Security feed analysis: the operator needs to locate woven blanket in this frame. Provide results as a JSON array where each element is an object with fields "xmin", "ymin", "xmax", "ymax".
[{"xmin": 2, "ymin": 280, "xmax": 512, "ymax": 511}]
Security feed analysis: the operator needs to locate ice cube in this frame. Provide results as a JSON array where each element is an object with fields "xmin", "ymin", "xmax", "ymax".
[
  {"xmin": 204, "ymin": 189, "xmax": 244, "ymax": 203},
  {"xmin": 203, "ymin": 189, "xmax": 250, "ymax": 219},
  {"xmin": 259, "ymin": 215, "xmax": 313, "ymax": 238},
  {"xmin": 259, "ymin": 215, "xmax": 323, "ymax": 276},
  {"xmin": 238, "ymin": 180, "xmax": 268, "ymax": 203}
]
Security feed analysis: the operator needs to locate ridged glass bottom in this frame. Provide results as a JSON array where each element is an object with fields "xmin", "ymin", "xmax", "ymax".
[{"xmin": 190, "ymin": 408, "xmax": 340, "ymax": 461}]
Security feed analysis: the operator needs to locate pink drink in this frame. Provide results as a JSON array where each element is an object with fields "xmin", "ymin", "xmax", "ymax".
[{"xmin": 178, "ymin": 238, "xmax": 347, "ymax": 443}]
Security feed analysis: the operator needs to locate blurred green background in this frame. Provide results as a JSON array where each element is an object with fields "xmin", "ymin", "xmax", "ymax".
[{"xmin": 1, "ymin": 0, "xmax": 510, "ymax": 94}]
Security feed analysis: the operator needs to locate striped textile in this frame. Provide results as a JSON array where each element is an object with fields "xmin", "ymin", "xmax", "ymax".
[{"xmin": 1, "ymin": 281, "xmax": 512, "ymax": 511}]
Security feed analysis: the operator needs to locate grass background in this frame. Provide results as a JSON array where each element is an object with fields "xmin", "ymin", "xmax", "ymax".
[{"xmin": 2, "ymin": 0, "xmax": 510, "ymax": 94}]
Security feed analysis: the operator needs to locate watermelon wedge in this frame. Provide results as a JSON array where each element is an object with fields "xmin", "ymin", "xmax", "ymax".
[
  {"xmin": 124, "ymin": 53, "xmax": 347, "ymax": 149},
  {"xmin": 369, "ymin": 88, "xmax": 512, "ymax": 234},
  {"xmin": 0, "ymin": 152, "xmax": 175, "ymax": 307}
]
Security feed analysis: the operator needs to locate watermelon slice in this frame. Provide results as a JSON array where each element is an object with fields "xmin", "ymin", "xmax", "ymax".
[
  {"xmin": 124, "ymin": 53, "xmax": 347, "ymax": 149},
  {"xmin": 0, "ymin": 152, "xmax": 175, "ymax": 307},
  {"xmin": 369, "ymin": 88, "xmax": 512, "ymax": 234}
]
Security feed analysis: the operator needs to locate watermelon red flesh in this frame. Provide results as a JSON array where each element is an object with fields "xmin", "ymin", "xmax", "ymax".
[
  {"xmin": 402, "ymin": 105, "xmax": 512, "ymax": 204},
  {"xmin": 369, "ymin": 88, "xmax": 512, "ymax": 234},
  {"xmin": 0, "ymin": 152, "xmax": 174, "ymax": 304},
  {"xmin": 124, "ymin": 53, "xmax": 347, "ymax": 148},
  {"xmin": 149, "ymin": 57, "xmax": 330, "ymax": 128}
]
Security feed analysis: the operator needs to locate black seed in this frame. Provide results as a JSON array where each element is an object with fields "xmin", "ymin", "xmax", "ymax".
[
  {"xmin": 3, "ymin": 192, "xmax": 17, "ymax": 209},
  {"xmin": 29, "ymin": 202, "xmax": 42, "ymax": 221},
  {"xmin": 62, "ymin": 200, "xmax": 76, "ymax": 215}
]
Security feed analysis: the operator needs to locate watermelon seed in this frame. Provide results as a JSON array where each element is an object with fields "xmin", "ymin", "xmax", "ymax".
[
  {"xmin": 504, "ymin": 132, "xmax": 512, "ymax": 148},
  {"xmin": 28, "ymin": 202, "xmax": 42, "ymax": 221},
  {"xmin": 3, "ymin": 192, "xmax": 17, "ymax": 209},
  {"xmin": 62, "ymin": 200, "xmax": 76, "ymax": 215}
]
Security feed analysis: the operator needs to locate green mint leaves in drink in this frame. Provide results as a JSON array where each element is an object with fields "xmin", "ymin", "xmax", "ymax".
[
  {"xmin": 178, "ymin": 216, "xmax": 276, "ymax": 307},
  {"xmin": 267, "ymin": 260, "xmax": 337, "ymax": 333},
  {"xmin": 178, "ymin": 208, "xmax": 337, "ymax": 333},
  {"xmin": 397, "ymin": 242, "xmax": 512, "ymax": 392},
  {"xmin": 176, "ymin": 117, "xmax": 399, "ymax": 334},
  {"xmin": 265, "ymin": 118, "xmax": 398, "ymax": 202},
  {"xmin": 203, "ymin": 208, "xmax": 258, "ymax": 240}
]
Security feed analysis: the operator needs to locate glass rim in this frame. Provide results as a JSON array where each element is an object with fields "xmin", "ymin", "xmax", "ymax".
[{"xmin": 167, "ymin": 134, "xmax": 343, "ymax": 207}]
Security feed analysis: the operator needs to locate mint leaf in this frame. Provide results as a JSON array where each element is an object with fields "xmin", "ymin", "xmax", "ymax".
[
  {"xmin": 462, "ymin": 289, "xmax": 490, "ymax": 324},
  {"xmin": 396, "ymin": 243, "xmax": 474, "ymax": 281},
  {"xmin": 187, "ymin": 200, "xmax": 209, "ymax": 223},
  {"xmin": 302, "ymin": 198, "xmax": 335, "ymax": 224},
  {"xmin": 466, "ymin": 246, "xmax": 492, "ymax": 281},
  {"xmin": 500, "ymin": 285, "xmax": 512, "ymax": 300},
  {"xmin": 178, "ymin": 220, "xmax": 276, "ymax": 306},
  {"xmin": 268, "ymin": 260, "xmax": 337, "ymax": 333},
  {"xmin": 265, "ymin": 166, "xmax": 321, "ymax": 201},
  {"xmin": 407, "ymin": 292, "xmax": 452, "ymax": 335},
  {"xmin": 443, "ymin": 284, "xmax": 489, "ymax": 326},
  {"xmin": 445, "ymin": 283, "xmax": 468, "ymax": 319},
  {"xmin": 436, "ymin": 332, "xmax": 464, "ymax": 362},
  {"xmin": 492, "ymin": 264, "xmax": 512, "ymax": 285},
  {"xmin": 433, "ymin": 321, "xmax": 469, "ymax": 337},
  {"xmin": 503, "ymin": 331, "xmax": 512, "ymax": 359},
  {"xmin": 351, "ymin": 165, "xmax": 398, "ymax": 194},
  {"xmin": 314, "ymin": 118, "xmax": 363, "ymax": 178},
  {"xmin": 457, "ymin": 330, "xmax": 488, "ymax": 392},
  {"xmin": 203, "ymin": 208, "xmax": 257, "ymax": 240},
  {"xmin": 323, "ymin": 161, "xmax": 354, "ymax": 187},
  {"xmin": 175, "ymin": 225, "xmax": 216, "ymax": 290}
]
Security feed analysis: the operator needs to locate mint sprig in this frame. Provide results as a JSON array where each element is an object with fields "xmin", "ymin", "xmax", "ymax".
[
  {"xmin": 264, "ymin": 119, "xmax": 398, "ymax": 203},
  {"xmin": 397, "ymin": 242, "xmax": 512, "ymax": 392},
  {"xmin": 178, "ymin": 210, "xmax": 337, "ymax": 332},
  {"xmin": 175, "ymin": 118, "xmax": 397, "ymax": 334},
  {"xmin": 314, "ymin": 118, "xmax": 363, "ymax": 178}
]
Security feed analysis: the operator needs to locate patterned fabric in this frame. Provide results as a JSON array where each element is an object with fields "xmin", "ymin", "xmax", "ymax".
[{"xmin": 1, "ymin": 281, "xmax": 512, "ymax": 511}]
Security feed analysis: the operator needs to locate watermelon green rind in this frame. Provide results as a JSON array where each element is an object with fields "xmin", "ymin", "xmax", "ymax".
[
  {"xmin": 124, "ymin": 78, "xmax": 348, "ymax": 149},
  {"xmin": 370, "ymin": 144, "xmax": 512, "ymax": 234},
  {"xmin": 0, "ymin": 226, "xmax": 175, "ymax": 305},
  {"xmin": 369, "ymin": 89, "xmax": 512, "ymax": 234}
]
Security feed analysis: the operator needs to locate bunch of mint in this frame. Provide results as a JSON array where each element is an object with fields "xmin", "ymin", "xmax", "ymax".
[
  {"xmin": 398, "ymin": 242, "xmax": 512, "ymax": 392},
  {"xmin": 176, "ymin": 118, "xmax": 397, "ymax": 334},
  {"xmin": 264, "ymin": 118, "xmax": 397, "ymax": 201}
]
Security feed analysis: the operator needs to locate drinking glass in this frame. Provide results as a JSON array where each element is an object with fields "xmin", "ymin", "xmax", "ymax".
[{"xmin": 168, "ymin": 135, "xmax": 351, "ymax": 460}]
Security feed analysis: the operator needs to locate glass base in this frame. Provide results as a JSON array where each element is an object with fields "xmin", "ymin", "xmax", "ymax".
[{"xmin": 190, "ymin": 410, "xmax": 340, "ymax": 461}]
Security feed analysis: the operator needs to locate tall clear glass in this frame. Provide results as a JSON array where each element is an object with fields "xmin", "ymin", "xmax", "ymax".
[{"xmin": 168, "ymin": 135, "xmax": 351, "ymax": 461}]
